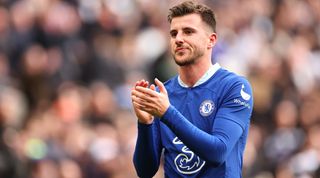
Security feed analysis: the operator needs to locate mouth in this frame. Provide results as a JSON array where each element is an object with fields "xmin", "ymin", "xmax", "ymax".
[{"xmin": 175, "ymin": 47, "xmax": 186, "ymax": 53}]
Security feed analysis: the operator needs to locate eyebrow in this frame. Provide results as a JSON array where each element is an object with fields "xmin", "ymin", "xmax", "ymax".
[
  {"xmin": 169, "ymin": 29, "xmax": 176, "ymax": 34},
  {"xmin": 170, "ymin": 27, "xmax": 197, "ymax": 33},
  {"xmin": 183, "ymin": 27, "xmax": 196, "ymax": 32}
]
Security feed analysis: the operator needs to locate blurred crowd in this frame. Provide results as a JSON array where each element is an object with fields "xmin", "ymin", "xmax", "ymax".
[{"xmin": 0, "ymin": 0, "xmax": 319, "ymax": 178}]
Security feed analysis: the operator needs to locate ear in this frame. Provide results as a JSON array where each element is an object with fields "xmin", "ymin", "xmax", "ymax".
[{"xmin": 207, "ymin": 33, "xmax": 217, "ymax": 49}]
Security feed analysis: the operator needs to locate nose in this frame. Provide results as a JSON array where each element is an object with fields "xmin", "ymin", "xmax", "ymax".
[{"xmin": 175, "ymin": 32, "xmax": 184, "ymax": 45}]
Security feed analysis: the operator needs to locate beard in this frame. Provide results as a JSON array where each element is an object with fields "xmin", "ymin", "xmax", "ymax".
[{"xmin": 173, "ymin": 49, "xmax": 204, "ymax": 66}]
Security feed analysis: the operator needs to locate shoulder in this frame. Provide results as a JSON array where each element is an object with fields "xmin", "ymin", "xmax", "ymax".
[
  {"xmin": 213, "ymin": 68, "xmax": 253, "ymax": 107},
  {"xmin": 216, "ymin": 68, "xmax": 252, "ymax": 92}
]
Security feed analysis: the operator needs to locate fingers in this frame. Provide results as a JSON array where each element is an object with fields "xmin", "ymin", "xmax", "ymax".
[
  {"xmin": 135, "ymin": 79, "xmax": 149, "ymax": 88},
  {"xmin": 133, "ymin": 79, "xmax": 162, "ymax": 93},
  {"xmin": 131, "ymin": 78, "xmax": 168, "ymax": 118},
  {"xmin": 150, "ymin": 84, "xmax": 156, "ymax": 91},
  {"xmin": 135, "ymin": 86, "xmax": 158, "ymax": 97},
  {"xmin": 132, "ymin": 95, "xmax": 154, "ymax": 111},
  {"xmin": 132, "ymin": 79, "xmax": 150, "ymax": 97},
  {"xmin": 155, "ymin": 78, "xmax": 167, "ymax": 94},
  {"xmin": 131, "ymin": 79, "xmax": 152, "ymax": 105},
  {"xmin": 132, "ymin": 89, "xmax": 154, "ymax": 103},
  {"xmin": 132, "ymin": 99, "xmax": 145, "ymax": 109},
  {"xmin": 132, "ymin": 78, "xmax": 165, "ymax": 100}
]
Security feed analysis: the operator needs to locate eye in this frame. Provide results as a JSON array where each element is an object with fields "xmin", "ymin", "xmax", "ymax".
[
  {"xmin": 183, "ymin": 28, "xmax": 195, "ymax": 36},
  {"xmin": 170, "ymin": 31, "xmax": 177, "ymax": 38},
  {"xmin": 184, "ymin": 30, "xmax": 192, "ymax": 35}
]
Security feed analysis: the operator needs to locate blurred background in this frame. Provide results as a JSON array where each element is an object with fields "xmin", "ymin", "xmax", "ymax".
[{"xmin": 0, "ymin": 0, "xmax": 319, "ymax": 178}]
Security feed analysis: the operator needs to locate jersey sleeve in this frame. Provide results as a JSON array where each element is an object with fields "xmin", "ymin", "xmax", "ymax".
[
  {"xmin": 161, "ymin": 78, "xmax": 253, "ymax": 165},
  {"xmin": 133, "ymin": 120, "xmax": 163, "ymax": 178},
  {"xmin": 216, "ymin": 78, "xmax": 253, "ymax": 130}
]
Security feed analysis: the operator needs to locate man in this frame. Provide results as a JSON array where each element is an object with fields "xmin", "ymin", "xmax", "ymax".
[{"xmin": 131, "ymin": 1, "xmax": 253, "ymax": 177}]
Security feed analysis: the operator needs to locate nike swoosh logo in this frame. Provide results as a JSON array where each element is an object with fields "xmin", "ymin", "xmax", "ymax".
[{"xmin": 240, "ymin": 84, "xmax": 251, "ymax": 101}]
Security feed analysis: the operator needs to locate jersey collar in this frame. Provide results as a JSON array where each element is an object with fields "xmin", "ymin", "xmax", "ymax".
[{"xmin": 178, "ymin": 63, "xmax": 221, "ymax": 88}]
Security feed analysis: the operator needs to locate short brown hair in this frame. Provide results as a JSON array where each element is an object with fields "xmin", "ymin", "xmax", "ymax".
[{"xmin": 167, "ymin": 1, "xmax": 216, "ymax": 32}]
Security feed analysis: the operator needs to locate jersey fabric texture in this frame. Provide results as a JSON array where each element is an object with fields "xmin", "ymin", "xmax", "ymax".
[{"xmin": 133, "ymin": 65, "xmax": 254, "ymax": 178}]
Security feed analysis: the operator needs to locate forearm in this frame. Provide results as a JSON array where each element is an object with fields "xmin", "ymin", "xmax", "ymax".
[
  {"xmin": 133, "ymin": 122, "xmax": 162, "ymax": 178},
  {"xmin": 161, "ymin": 105, "xmax": 243, "ymax": 165}
]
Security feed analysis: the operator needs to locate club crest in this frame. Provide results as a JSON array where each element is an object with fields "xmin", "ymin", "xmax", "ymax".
[{"xmin": 199, "ymin": 100, "xmax": 215, "ymax": 117}]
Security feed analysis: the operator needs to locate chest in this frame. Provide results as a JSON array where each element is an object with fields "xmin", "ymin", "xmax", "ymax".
[
  {"xmin": 171, "ymin": 88, "xmax": 219, "ymax": 124},
  {"xmin": 161, "ymin": 88, "xmax": 219, "ymax": 143}
]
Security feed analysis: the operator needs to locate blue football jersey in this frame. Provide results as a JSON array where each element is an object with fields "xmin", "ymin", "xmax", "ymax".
[{"xmin": 133, "ymin": 65, "xmax": 253, "ymax": 178}]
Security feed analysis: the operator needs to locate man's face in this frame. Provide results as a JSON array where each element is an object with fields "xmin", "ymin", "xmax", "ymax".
[{"xmin": 169, "ymin": 13, "xmax": 212, "ymax": 66}]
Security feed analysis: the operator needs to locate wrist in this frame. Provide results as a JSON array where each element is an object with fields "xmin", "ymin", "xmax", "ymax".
[
  {"xmin": 161, "ymin": 104, "xmax": 173, "ymax": 119},
  {"xmin": 138, "ymin": 117, "xmax": 154, "ymax": 125}
]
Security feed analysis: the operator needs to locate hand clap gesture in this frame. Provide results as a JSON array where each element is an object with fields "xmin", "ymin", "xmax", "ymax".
[{"xmin": 131, "ymin": 78, "xmax": 170, "ymax": 123}]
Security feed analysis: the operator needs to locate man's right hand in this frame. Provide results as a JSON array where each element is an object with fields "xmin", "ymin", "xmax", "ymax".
[{"xmin": 131, "ymin": 80, "xmax": 154, "ymax": 124}]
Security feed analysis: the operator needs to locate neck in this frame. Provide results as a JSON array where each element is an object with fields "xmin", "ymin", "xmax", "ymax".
[{"xmin": 178, "ymin": 57, "xmax": 212, "ymax": 87}]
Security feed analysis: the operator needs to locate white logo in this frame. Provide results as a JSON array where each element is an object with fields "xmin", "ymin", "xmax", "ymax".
[
  {"xmin": 240, "ymin": 84, "xmax": 251, "ymax": 101},
  {"xmin": 234, "ymin": 99, "xmax": 251, "ymax": 109},
  {"xmin": 199, "ymin": 100, "xmax": 215, "ymax": 117},
  {"xmin": 173, "ymin": 137, "xmax": 205, "ymax": 174}
]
